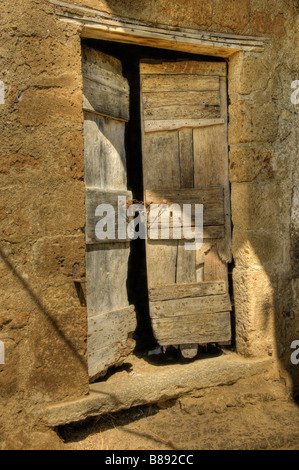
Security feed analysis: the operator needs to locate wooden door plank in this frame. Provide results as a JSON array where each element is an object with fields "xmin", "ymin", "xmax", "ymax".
[
  {"xmin": 85, "ymin": 188, "xmax": 132, "ymax": 244},
  {"xmin": 144, "ymin": 118, "xmax": 225, "ymax": 133},
  {"xmin": 148, "ymin": 280, "xmax": 226, "ymax": 302},
  {"xmin": 84, "ymin": 113, "xmax": 127, "ymax": 190},
  {"xmin": 83, "ymin": 46, "xmax": 130, "ymax": 121},
  {"xmin": 142, "ymin": 131, "xmax": 180, "ymax": 189},
  {"xmin": 145, "ymin": 240, "xmax": 178, "ymax": 290},
  {"xmin": 87, "ymin": 305, "xmax": 136, "ymax": 353},
  {"xmin": 141, "ymin": 75, "xmax": 219, "ymax": 92},
  {"xmin": 149, "ymin": 293, "xmax": 231, "ymax": 319},
  {"xmin": 145, "ymin": 188, "xmax": 224, "ymax": 228},
  {"xmin": 140, "ymin": 60, "xmax": 227, "ymax": 76},
  {"xmin": 204, "ymin": 245, "xmax": 229, "ymax": 287},
  {"xmin": 83, "ymin": 45, "xmax": 135, "ymax": 381},
  {"xmin": 143, "ymin": 91, "xmax": 220, "ymax": 110},
  {"xmin": 152, "ymin": 311, "xmax": 231, "ymax": 345},
  {"xmin": 179, "ymin": 128, "xmax": 194, "ymax": 188},
  {"xmin": 176, "ymin": 240, "xmax": 197, "ymax": 284},
  {"xmin": 86, "ymin": 243, "xmax": 131, "ymax": 316}
]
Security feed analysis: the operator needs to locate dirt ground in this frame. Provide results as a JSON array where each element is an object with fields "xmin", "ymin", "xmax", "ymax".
[{"xmin": 58, "ymin": 373, "xmax": 299, "ymax": 451}]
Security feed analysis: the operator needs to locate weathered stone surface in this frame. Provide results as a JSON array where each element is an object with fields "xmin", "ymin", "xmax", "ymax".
[
  {"xmin": 43, "ymin": 354, "xmax": 274, "ymax": 427},
  {"xmin": 233, "ymin": 268, "xmax": 276, "ymax": 358},
  {"xmin": 229, "ymin": 145, "xmax": 273, "ymax": 182},
  {"xmin": 231, "ymin": 181, "xmax": 288, "ymax": 232},
  {"xmin": 232, "ymin": 228, "xmax": 284, "ymax": 269}
]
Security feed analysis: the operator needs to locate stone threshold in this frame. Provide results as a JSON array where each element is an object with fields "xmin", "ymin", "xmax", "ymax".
[{"xmin": 43, "ymin": 353, "xmax": 275, "ymax": 427}]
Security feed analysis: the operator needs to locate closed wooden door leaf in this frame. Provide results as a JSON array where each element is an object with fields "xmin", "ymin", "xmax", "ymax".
[{"xmin": 140, "ymin": 59, "xmax": 232, "ymax": 357}]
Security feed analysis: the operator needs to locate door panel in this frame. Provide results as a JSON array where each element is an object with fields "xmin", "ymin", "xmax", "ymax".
[
  {"xmin": 140, "ymin": 59, "xmax": 232, "ymax": 356},
  {"xmin": 83, "ymin": 46, "xmax": 136, "ymax": 382}
]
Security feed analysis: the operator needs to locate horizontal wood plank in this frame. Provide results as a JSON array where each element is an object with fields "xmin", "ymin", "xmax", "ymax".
[
  {"xmin": 140, "ymin": 60, "xmax": 227, "ymax": 76},
  {"xmin": 149, "ymin": 280, "xmax": 226, "ymax": 301},
  {"xmin": 88, "ymin": 305, "xmax": 136, "ymax": 352},
  {"xmin": 83, "ymin": 78, "xmax": 130, "ymax": 121},
  {"xmin": 144, "ymin": 118, "xmax": 225, "ymax": 133},
  {"xmin": 144, "ymin": 104, "xmax": 220, "ymax": 121},
  {"xmin": 151, "ymin": 311, "xmax": 231, "ymax": 345},
  {"xmin": 143, "ymin": 91, "xmax": 220, "ymax": 109},
  {"xmin": 150, "ymin": 293, "xmax": 231, "ymax": 319},
  {"xmin": 145, "ymin": 187, "xmax": 224, "ymax": 228},
  {"xmin": 141, "ymin": 75, "xmax": 219, "ymax": 93}
]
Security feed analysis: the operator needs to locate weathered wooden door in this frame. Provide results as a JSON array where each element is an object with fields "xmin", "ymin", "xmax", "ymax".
[
  {"xmin": 140, "ymin": 59, "xmax": 232, "ymax": 358},
  {"xmin": 83, "ymin": 46, "xmax": 136, "ymax": 381}
]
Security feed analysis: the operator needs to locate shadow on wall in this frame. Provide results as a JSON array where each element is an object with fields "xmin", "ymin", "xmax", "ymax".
[
  {"xmin": 231, "ymin": 182, "xmax": 299, "ymax": 401},
  {"xmin": 0, "ymin": 247, "xmax": 88, "ymax": 388}
]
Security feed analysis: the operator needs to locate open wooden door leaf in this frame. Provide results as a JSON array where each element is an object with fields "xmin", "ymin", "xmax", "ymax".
[{"xmin": 83, "ymin": 46, "xmax": 136, "ymax": 382}]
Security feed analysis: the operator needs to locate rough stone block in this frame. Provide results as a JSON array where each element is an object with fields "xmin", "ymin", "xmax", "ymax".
[
  {"xmin": 228, "ymin": 97, "xmax": 278, "ymax": 144},
  {"xmin": 229, "ymin": 145, "xmax": 273, "ymax": 182},
  {"xmin": 232, "ymin": 228, "xmax": 285, "ymax": 269},
  {"xmin": 231, "ymin": 181, "xmax": 288, "ymax": 232},
  {"xmin": 233, "ymin": 267, "xmax": 275, "ymax": 358}
]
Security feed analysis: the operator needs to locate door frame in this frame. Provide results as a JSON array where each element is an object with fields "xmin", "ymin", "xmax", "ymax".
[
  {"xmin": 50, "ymin": 0, "xmax": 268, "ymax": 58},
  {"xmin": 52, "ymin": 0, "xmax": 272, "ymax": 360}
]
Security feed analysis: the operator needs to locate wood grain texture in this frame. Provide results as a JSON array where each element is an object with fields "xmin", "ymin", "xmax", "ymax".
[
  {"xmin": 83, "ymin": 45, "xmax": 135, "ymax": 380},
  {"xmin": 141, "ymin": 75, "xmax": 219, "ymax": 93},
  {"xmin": 145, "ymin": 188, "xmax": 225, "ymax": 228},
  {"xmin": 144, "ymin": 118, "xmax": 224, "ymax": 133},
  {"xmin": 87, "ymin": 305, "xmax": 136, "ymax": 353},
  {"xmin": 150, "ymin": 293, "xmax": 231, "ymax": 319},
  {"xmin": 83, "ymin": 46, "xmax": 129, "ymax": 121},
  {"xmin": 140, "ymin": 60, "xmax": 227, "ymax": 76},
  {"xmin": 85, "ymin": 188, "xmax": 132, "ymax": 244},
  {"xmin": 152, "ymin": 311, "xmax": 231, "ymax": 345},
  {"xmin": 86, "ymin": 243, "xmax": 131, "ymax": 316},
  {"xmin": 140, "ymin": 59, "xmax": 231, "ymax": 348},
  {"xmin": 148, "ymin": 280, "xmax": 226, "ymax": 302}
]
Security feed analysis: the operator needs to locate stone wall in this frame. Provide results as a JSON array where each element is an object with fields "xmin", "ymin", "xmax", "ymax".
[{"xmin": 0, "ymin": 0, "xmax": 298, "ymax": 449}]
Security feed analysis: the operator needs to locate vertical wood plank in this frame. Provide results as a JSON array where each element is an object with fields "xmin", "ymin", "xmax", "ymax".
[
  {"xmin": 179, "ymin": 128, "xmax": 194, "ymax": 188},
  {"xmin": 176, "ymin": 241, "xmax": 197, "ymax": 284}
]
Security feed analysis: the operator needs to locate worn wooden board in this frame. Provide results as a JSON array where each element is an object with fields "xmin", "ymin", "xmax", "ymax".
[
  {"xmin": 140, "ymin": 59, "xmax": 231, "ymax": 349},
  {"xmin": 151, "ymin": 311, "xmax": 231, "ymax": 345},
  {"xmin": 142, "ymin": 130, "xmax": 181, "ymax": 189},
  {"xmin": 143, "ymin": 90, "xmax": 220, "ymax": 121},
  {"xmin": 83, "ymin": 79, "xmax": 130, "ymax": 121},
  {"xmin": 143, "ymin": 90, "xmax": 220, "ymax": 109},
  {"xmin": 176, "ymin": 241, "xmax": 196, "ymax": 283},
  {"xmin": 140, "ymin": 60, "xmax": 227, "ymax": 76},
  {"xmin": 145, "ymin": 188, "xmax": 225, "ymax": 227},
  {"xmin": 87, "ymin": 305, "xmax": 136, "ymax": 353},
  {"xmin": 145, "ymin": 240, "xmax": 178, "ymax": 289},
  {"xmin": 83, "ymin": 46, "xmax": 129, "ymax": 121},
  {"xmin": 150, "ymin": 293, "xmax": 231, "ymax": 319},
  {"xmin": 88, "ymin": 339, "xmax": 134, "ymax": 381},
  {"xmin": 148, "ymin": 280, "xmax": 226, "ymax": 302},
  {"xmin": 144, "ymin": 118, "xmax": 225, "ymax": 133},
  {"xmin": 85, "ymin": 188, "xmax": 132, "ymax": 244},
  {"xmin": 86, "ymin": 243, "xmax": 131, "ymax": 315},
  {"xmin": 84, "ymin": 110, "xmax": 127, "ymax": 191},
  {"xmin": 83, "ymin": 45, "xmax": 135, "ymax": 381},
  {"xmin": 179, "ymin": 128, "xmax": 194, "ymax": 188},
  {"xmin": 141, "ymin": 75, "xmax": 219, "ymax": 93}
]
